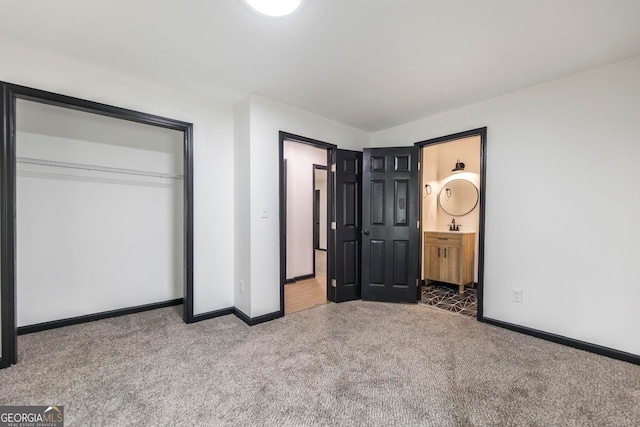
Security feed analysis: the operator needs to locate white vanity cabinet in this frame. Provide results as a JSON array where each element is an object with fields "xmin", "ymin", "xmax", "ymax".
[{"xmin": 423, "ymin": 231, "xmax": 475, "ymax": 293}]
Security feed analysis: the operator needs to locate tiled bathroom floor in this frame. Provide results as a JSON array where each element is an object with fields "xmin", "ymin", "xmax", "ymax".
[{"xmin": 419, "ymin": 283, "xmax": 477, "ymax": 318}]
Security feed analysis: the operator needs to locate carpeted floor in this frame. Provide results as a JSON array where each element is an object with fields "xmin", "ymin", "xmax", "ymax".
[{"xmin": 1, "ymin": 301, "xmax": 639, "ymax": 426}]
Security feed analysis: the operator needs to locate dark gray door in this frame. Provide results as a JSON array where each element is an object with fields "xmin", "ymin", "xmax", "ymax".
[
  {"xmin": 361, "ymin": 147, "xmax": 419, "ymax": 303},
  {"xmin": 334, "ymin": 149, "xmax": 362, "ymax": 302}
]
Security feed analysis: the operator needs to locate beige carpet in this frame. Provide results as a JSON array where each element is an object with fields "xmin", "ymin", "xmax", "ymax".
[{"xmin": 1, "ymin": 301, "xmax": 639, "ymax": 426}]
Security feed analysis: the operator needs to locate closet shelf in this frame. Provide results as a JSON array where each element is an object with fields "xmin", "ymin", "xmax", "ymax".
[{"xmin": 16, "ymin": 157, "xmax": 183, "ymax": 180}]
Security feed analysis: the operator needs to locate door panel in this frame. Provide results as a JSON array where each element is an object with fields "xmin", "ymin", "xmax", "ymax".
[
  {"xmin": 334, "ymin": 149, "xmax": 363, "ymax": 302},
  {"xmin": 393, "ymin": 240, "xmax": 409, "ymax": 287},
  {"xmin": 369, "ymin": 239, "xmax": 386, "ymax": 285},
  {"xmin": 362, "ymin": 147, "xmax": 419, "ymax": 303},
  {"xmin": 371, "ymin": 180, "xmax": 385, "ymax": 225},
  {"xmin": 394, "ymin": 180, "xmax": 409, "ymax": 225},
  {"xmin": 342, "ymin": 241, "xmax": 358, "ymax": 286},
  {"xmin": 343, "ymin": 182, "xmax": 357, "ymax": 226}
]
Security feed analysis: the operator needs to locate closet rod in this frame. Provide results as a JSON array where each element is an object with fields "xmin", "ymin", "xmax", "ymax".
[{"xmin": 16, "ymin": 157, "xmax": 183, "ymax": 179}]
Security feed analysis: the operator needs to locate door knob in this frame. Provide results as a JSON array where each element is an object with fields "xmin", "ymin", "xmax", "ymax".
[{"xmin": 361, "ymin": 229, "xmax": 370, "ymax": 235}]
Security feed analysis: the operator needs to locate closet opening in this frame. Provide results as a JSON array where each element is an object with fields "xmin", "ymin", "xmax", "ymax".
[{"xmin": 1, "ymin": 82, "xmax": 194, "ymax": 368}]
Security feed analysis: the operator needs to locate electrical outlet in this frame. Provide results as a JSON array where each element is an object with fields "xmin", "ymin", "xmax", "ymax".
[
  {"xmin": 240, "ymin": 280, "xmax": 245, "ymax": 294},
  {"xmin": 512, "ymin": 288, "xmax": 522, "ymax": 303}
]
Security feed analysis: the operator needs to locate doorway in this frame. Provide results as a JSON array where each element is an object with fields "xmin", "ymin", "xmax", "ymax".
[
  {"xmin": 279, "ymin": 133, "xmax": 335, "ymax": 315},
  {"xmin": 417, "ymin": 132, "xmax": 484, "ymax": 318},
  {"xmin": 341, "ymin": 128, "xmax": 486, "ymax": 319},
  {"xmin": 276, "ymin": 128, "xmax": 486, "ymax": 320}
]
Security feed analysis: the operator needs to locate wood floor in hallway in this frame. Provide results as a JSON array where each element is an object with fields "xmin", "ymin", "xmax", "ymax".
[{"xmin": 285, "ymin": 250, "xmax": 327, "ymax": 315}]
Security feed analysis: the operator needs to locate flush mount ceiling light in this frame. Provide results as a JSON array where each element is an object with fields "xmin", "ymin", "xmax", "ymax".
[{"xmin": 242, "ymin": 0, "xmax": 302, "ymax": 17}]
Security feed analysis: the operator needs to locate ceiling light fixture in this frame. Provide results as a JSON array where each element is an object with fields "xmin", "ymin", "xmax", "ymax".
[{"xmin": 242, "ymin": 0, "xmax": 301, "ymax": 17}]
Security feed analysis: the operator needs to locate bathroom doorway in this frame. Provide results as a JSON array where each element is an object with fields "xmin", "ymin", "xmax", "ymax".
[{"xmin": 416, "ymin": 129, "xmax": 485, "ymax": 319}]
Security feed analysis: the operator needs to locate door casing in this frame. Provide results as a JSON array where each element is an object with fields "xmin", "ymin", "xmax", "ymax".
[
  {"xmin": 0, "ymin": 81, "xmax": 194, "ymax": 368},
  {"xmin": 312, "ymin": 164, "xmax": 327, "ymax": 255},
  {"xmin": 279, "ymin": 132, "xmax": 336, "ymax": 313},
  {"xmin": 415, "ymin": 127, "xmax": 487, "ymax": 320}
]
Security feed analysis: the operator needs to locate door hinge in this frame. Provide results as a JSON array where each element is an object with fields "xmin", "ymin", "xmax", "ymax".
[
  {"xmin": 417, "ymin": 220, "xmax": 420, "ymax": 229},
  {"xmin": 416, "ymin": 279, "xmax": 419, "ymax": 286},
  {"xmin": 418, "ymin": 161, "xmax": 421, "ymax": 170},
  {"xmin": 331, "ymin": 221, "xmax": 336, "ymax": 230},
  {"xmin": 331, "ymin": 279, "xmax": 337, "ymax": 288},
  {"xmin": 331, "ymin": 164, "xmax": 336, "ymax": 172}
]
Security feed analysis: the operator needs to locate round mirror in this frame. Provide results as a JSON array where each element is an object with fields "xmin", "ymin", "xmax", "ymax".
[{"xmin": 438, "ymin": 179, "xmax": 479, "ymax": 216}]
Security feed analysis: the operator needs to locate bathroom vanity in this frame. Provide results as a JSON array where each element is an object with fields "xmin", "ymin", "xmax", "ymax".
[{"xmin": 423, "ymin": 231, "xmax": 475, "ymax": 293}]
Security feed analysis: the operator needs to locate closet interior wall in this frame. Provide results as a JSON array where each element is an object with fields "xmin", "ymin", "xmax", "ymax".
[{"xmin": 16, "ymin": 99, "xmax": 184, "ymax": 327}]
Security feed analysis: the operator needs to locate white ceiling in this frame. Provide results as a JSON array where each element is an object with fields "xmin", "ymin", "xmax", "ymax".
[{"xmin": 3, "ymin": 0, "xmax": 640, "ymax": 132}]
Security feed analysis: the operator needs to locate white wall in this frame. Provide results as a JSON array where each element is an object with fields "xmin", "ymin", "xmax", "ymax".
[
  {"xmin": 373, "ymin": 56, "xmax": 640, "ymax": 356},
  {"xmin": 233, "ymin": 98, "xmax": 252, "ymax": 316},
  {"xmin": 5, "ymin": 37, "xmax": 638, "ymax": 359},
  {"xmin": 1, "ymin": 41, "xmax": 235, "ymax": 316},
  {"xmin": 244, "ymin": 95, "xmax": 369, "ymax": 317},
  {"xmin": 16, "ymin": 100, "xmax": 183, "ymax": 326},
  {"xmin": 284, "ymin": 141, "xmax": 326, "ymax": 279}
]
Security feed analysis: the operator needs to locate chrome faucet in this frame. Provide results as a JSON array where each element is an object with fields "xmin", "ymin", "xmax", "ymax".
[{"xmin": 449, "ymin": 219, "xmax": 459, "ymax": 231}]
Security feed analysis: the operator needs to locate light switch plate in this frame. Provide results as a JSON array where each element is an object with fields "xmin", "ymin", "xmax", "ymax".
[{"xmin": 260, "ymin": 205, "xmax": 269, "ymax": 218}]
